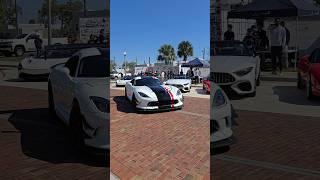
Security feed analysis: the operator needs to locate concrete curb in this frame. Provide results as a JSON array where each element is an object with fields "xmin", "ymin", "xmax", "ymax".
[{"xmin": 0, "ymin": 65, "xmax": 17, "ymax": 68}]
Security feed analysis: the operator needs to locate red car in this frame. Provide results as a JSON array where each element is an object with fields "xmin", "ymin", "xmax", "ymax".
[
  {"xmin": 297, "ymin": 48, "xmax": 320, "ymax": 99},
  {"xmin": 203, "ymin": 78, "xmax": 211, "ymax": 94}
]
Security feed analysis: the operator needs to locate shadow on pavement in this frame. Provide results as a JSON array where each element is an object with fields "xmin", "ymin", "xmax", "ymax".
[
  {"xmin": 8, "ymin": 108, "xmax": 108, "ymax": 167},
  {"xmin": 273, "ymin": 86, "xmax": 320, "ymax": 106},
  {"xmin": 113, "ymin": 96, "xmax": 137, "ymax": 113},
  {"xmin": 211, "ymin": 146, "xmax": 230, "ymax": 155},
  {"xmin": 195, "ymin": 88, "xmax": 209, "ymax": 95}
]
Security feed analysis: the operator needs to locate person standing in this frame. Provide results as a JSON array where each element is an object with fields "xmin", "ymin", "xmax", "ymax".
[
  {"xmin": 34, "ymin": 35, "xmax": 43, "ymax": 57},
  {"xmin": 269, "ymin": 18, "xmax": 286, "ymax": 75},
  {"xmin": 224, "ymin": 24, "xmax": 235, "ymax": 41},
  {"xmin": 280, "ymin": 21, "xmax": 291, "ymax": 67},
  {"xmin": 194, "ymin": 68, "xmax": 199, "ymax": 84}
]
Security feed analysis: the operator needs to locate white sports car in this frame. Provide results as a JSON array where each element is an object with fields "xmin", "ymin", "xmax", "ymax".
[
  {"xmin": 164, "ymin": 75, "xmax": 192, "ymax": 92},
  {"xmin": 212, "ymin": 41, "xmax": 261, "ymax": 96},
  {"xmin": 125, "ymin": 76, "xmax": 184, "ymax": 111},
  {"xmin": 18, "ymin": 49, "xmax": 72, "ymax": 79},
  {"xmin": 211, "ymin": 81, "xmax": 237, "ymax": 149},
  {"xmin": 48, "ymin": 47, "xmax": 109, "ymax": 150},
  {"xmin": 116, "ymin": 75, "xmax": 133, "ymax": 87},
  {"xmin": 18, "ymin": 44, "xmax": 104, "ymax": 80}
]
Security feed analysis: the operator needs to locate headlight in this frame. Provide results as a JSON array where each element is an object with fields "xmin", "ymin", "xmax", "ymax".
[
  {"xmin": 90, "ymin": 96, "xmax": 109, "ymax": 113},
  {"xmin": 213, "ymin": 89, "xmax": 226, "ymax": 107},
  {"xmin": 183, "ymin": 83, "xmax": 189, "ymax": 86},
  {"xmin": 234, "ymin": 67, "xmax": 253, "ymax": 76},
  {"xmin": 138, "ymin": 92, "xmax": 150, "ymax": 98},
  {"xmin": 176, "ymin": 90, "xmax": 182, "ymax": 96}
]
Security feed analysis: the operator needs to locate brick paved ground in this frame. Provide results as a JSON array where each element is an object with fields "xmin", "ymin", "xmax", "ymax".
[
  {"xmin": 0, "ymin": 86, "xmax": 109, "ymax": 179},
  {"xmin": 110, "ymin": 89, "xmax": 210, "ymax": 179},
  {"xmin": 211, "ymin": 110, "xmax": 320, "ymax": 180}
]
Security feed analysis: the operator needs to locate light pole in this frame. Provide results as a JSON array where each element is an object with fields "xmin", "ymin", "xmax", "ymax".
[
  {"xmin": 15, "ymin": 0, "xmax": 18, "ymax": 35},
  {"xmin": 123, "ymin": 52, "xmax": 127, "ymax": 75},
  {"xmin": 48, "ymin": 0, "xmax": 52, "ymax": 45},
  {"xmin": 83, "ymin": 0, "xmax": 87, "ymax": 17}
]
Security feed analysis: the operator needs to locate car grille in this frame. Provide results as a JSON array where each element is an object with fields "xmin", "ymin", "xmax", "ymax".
[
  {"xmin": 169, "ymin": 84, "xmax": 183, "ymax": 89},
  {"xmin": 148, "ymin": 100, "xmax": 179, "ymax": 106},
  {"xmin": 212, "ymin": 72, "xmax": 235, "ymax": 84}
]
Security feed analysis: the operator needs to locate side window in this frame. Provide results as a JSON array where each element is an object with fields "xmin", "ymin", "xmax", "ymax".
[{"xmin": 65, "ymin": 56, "xmax": 79, "ymax": 77}]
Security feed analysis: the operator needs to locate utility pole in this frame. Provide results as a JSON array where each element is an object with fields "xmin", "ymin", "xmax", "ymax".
[
  {"xmin": 202, "ymin": 48, "xmax": 206, "ymax": 60},
  {"xmin": 15, "ymin": 0, "xmax": 18, "ymax": 35},
  {"xmin": 83, "ymin": 0, "xmax": 87, "ymax": 17},
  {"xmin": 48, "ymin": 0, "xmax": 52, "ymax": 45}
]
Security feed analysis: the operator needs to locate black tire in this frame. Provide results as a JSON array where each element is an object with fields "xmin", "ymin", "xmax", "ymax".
[
  {"xmin": 48, "ymin": 82, "xmax": 56, "ymax": 116},
  {"xmin": 132, "ymin": 94, "xmax": 138, "ymax": 110},
  {"xmin": 307, "ymin": 78, "xmax": 315, "ymax": 100},
  {"xmin": 14, "ymin": 46, "xmax": 25, "ymax": 57},
  {"xmin": 70, "ymin": 102, "xmax": 85, "ymax": 148},
  {"xmin": 125, "ymin": 87, "xmax": 129, "ymax": 100},
  {"xmin": 256, "ymin": 74, "xmax": 261, "ymax": 87},
  {"xmin": 297, "ymin": 73, "xmax": 303, "ymax": 89}
]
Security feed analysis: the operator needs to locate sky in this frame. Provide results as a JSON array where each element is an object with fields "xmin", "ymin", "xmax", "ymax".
[
  {"xmin": 16, "ymin": 0, "xmax": 107, "ymax": 23},
  {"xmin": 110, "ymin": 0, "xmax": 210, "ymax": 65}
]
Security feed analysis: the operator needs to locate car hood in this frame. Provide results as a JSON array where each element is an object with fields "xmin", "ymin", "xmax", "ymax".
[
  {"xmin": 211, "ymin": 56, "xmax": 256, "ymax": 72},
  {"xmin": 21, "ymin": 57, "xmax": 69, "ymax": 69},
  {"xmin": 75, "ymin": 78, "xmax": 109, "ymax": 99},
  {"xmin": 166, "ymin": 79, "xmax": 191, "ymax": 85}
]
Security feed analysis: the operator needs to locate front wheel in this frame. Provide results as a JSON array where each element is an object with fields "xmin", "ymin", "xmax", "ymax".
[
  {"xmin": 70, "ymin": 103, "xmax": 85, "ymax": 148},
  {"xmin": 14, "ymin": 46, "xmax": 25, "ymax": 57},
  {"xmin": 307, "ymin": 78, "xmax": 315, "ymax": 100},
  {"xmin": 48, "ymin": 82, "xmax": 56, "ymax": 117}
]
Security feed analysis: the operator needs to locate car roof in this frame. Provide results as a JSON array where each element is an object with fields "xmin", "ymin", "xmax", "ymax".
[{"xmin": 75, "ymin": 47, "xmax": 109, "ymax": 59}]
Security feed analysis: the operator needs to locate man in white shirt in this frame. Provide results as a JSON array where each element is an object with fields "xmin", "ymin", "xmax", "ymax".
[{"xmin": 269, "ymin": 18, "xmax": 286, "ymax": 75}]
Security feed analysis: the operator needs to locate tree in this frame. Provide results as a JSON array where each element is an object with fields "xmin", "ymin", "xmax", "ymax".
[
  {"xmin": 157, "ymin": 44, "xmax": 176, "ymax": 65},
  {"xmin": 122, "ymin": 61, "xmax": 136, "ymax": 74},
  {"xmin": 110, "ymin": 60, "xmax": 117, "ymax": 72},
  {"xmin": 177, "ymin": 41, "xmax": 193, "ymax": 62},
  {"xmin": 39, "ymin": 0, "xmax": 60, "ymax": 24},
  {"xmin": 57, "ymin": 0, "xmax": 83, "ymax": 30}
]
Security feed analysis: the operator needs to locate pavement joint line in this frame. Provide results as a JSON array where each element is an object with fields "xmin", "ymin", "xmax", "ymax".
[
  {"xmin": 214, "ymin": 155, "xmax": 320, "ymax": 177},
  {"xmin": 178, "ymin": 110, "xmax": 209, "ymax": 119}
]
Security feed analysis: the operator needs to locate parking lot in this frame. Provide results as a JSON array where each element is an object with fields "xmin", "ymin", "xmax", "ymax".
[
  {"xmin": 110, "ymin": 82, "xmax": 210, "ymax": 179},
  {"xmin": 0, "ymin": 59, "xmax": 109, "ymax": 179},
  {"xmin": 212, "ymin": 80, "xmax": 320, "ymax": 179}
]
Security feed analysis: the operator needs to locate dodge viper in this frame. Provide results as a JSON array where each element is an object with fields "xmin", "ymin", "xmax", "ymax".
[
  {"xmin": 48, "ymin": 47, "xmax": 109, "ymax": 150},
  {"xmin": 211, "ymin": 81, "xmax": 238, "ymax": 149},
  {"xmin": 125, "ymin": 76, "xmax": 184, "ymax": 111}
]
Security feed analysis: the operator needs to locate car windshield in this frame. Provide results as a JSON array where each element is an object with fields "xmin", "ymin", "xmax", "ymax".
[
  {"xmin": 122, "ymin": 76, "xmax": 132, "ymax": 80},
  {"xmin": 213, "ymin": 41, "xmax": 252, "ymax": 56},
  {"xmin": 174, "ymin": 75, "xmax": 187, "ymax": 79},
  {"xmin": 78, "ymin": 54, "xmax": 109, "ymax": 78},
  {"xmin": 135, "ymin": 77, "xmax": 162, "ymax": 86},
  {"xmin": 15, "ymin": 34, "xmax": 28, "ymax": 39}
]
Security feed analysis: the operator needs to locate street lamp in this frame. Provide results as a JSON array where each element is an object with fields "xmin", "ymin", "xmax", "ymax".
[
  {"xmin": 48, "ymin": 0, "xmax": 52, "ymax": 45},
  {"xmin": 123, "ymin": 52, "xmax": 127, "ymax": 75}
]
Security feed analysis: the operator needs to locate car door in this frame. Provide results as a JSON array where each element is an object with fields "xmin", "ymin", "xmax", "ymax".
[
  {"xmin": 59, "ymin": 55, "xmax": 79, "ymax": 123},
  {"xmin": 302, "ymin": 50, "xmax": 318, "ymax": 81}
]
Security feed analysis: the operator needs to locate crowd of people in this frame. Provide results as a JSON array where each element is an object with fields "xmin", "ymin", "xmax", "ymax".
[
  {"xmin": 138, "ymin": 67, "xmax": 203, "ymax": 84},
  {"xmin": 224, "ymin": 18, "xmax": 291, "ymax": 75}
]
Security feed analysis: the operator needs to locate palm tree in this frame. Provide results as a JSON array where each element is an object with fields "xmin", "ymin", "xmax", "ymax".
[
  {"xmin": 177, "ymin": 41, "xmax": 193, "ymax": 62},
  {"xmin": 157, "ymin": 44, "xmax": 176, "ymax": 65}
]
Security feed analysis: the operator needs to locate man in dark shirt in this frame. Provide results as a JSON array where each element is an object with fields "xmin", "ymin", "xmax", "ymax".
[
  {"xmin": 280, "ymin": 21, "xmax": 290, "ymax": 46},
  {"xmin": 257, "ymin": 23, "xmax": 269, "ymax": 50},
  {"xmin": 224, "ymin": 24, "xmax": 235, "ymax": 41}
]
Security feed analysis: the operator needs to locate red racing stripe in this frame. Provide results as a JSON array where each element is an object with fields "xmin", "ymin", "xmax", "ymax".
[{"xmin": 164, "ymin": 86, "xmax": 175, "ymax": 111}]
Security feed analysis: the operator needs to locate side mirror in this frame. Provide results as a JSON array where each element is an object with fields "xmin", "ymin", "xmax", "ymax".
[{"xmin": 61, "ymin": 67, "xmax": 70, "ymax": 76}]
